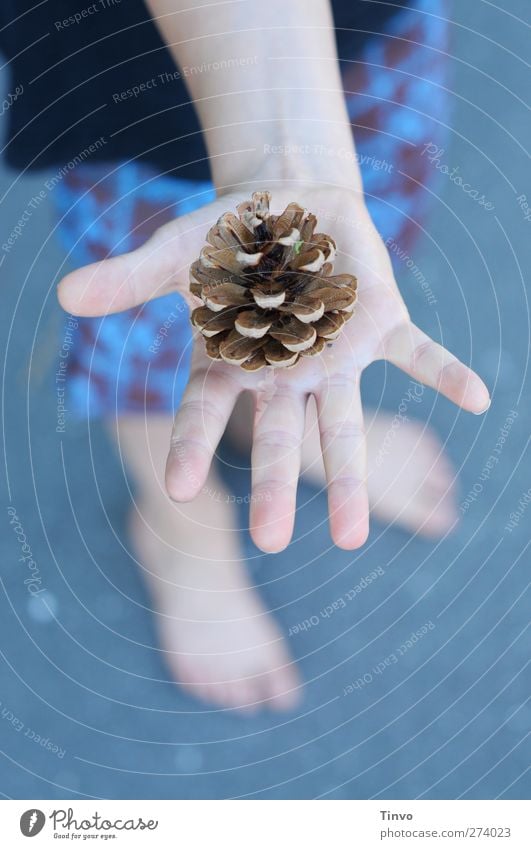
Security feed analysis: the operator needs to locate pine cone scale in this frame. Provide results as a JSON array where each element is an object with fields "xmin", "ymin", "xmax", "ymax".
[{"xmin": 234, "ymin": 309, "xmax": 272, "ymax": 339}]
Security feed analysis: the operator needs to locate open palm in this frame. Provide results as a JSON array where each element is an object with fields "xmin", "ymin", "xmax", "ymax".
[{"xmin": 58, "ymin": 183, "xmax": 489, "ymax": 552}]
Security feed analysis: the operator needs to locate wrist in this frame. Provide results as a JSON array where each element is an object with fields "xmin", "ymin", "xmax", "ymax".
[{"xmin": 210, "ymin": 123, "xmax": 363, "ymax": 195}]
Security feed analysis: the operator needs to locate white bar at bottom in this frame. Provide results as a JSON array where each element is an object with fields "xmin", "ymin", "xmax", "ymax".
[{"xmin": 1, "ymin": 799, "xmax": 528, "ymax": 847}]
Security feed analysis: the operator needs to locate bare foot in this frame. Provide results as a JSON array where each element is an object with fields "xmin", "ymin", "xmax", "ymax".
[
  {"xmin": 301, "ymin": 404, "xmax": 458, "ymax": 537},
  {"xmin": 115, "ymin": 413, "xmax": 301, "ymax": 712},
  {"xmin": 131, "ymin": 489, "xmax": 301, "ymax": 712}
]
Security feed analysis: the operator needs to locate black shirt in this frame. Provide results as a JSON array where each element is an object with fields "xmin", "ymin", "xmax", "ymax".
[{"xmin": 0, "ymin": 0, "xmax": 406, "ymax": 180}]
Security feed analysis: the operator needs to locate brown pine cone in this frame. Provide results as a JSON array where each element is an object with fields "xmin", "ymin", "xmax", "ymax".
[{"xmin": 190, "ymin": 191, "xmax": 357, "ymax": 371}]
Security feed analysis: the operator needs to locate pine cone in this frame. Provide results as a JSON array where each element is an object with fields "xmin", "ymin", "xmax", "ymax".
[{"xmin": 190, "ymin": 191, "xmax": 357, "ymax": 371}]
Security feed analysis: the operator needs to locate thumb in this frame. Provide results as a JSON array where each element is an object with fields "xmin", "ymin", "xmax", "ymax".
[{"xmin": 56, "ymin": 200, "xmax": 224, "ymax": 317}]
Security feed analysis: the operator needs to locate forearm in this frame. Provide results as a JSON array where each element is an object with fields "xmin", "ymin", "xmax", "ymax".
[{"xmin": 145, "ymin": 0, "xmax": 361, "ymax": 189}]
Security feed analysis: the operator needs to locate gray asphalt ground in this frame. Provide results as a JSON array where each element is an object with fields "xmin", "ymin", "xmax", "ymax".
[{"xmin": 0, "ymin": 2, "xmax": 529, "ymax": 799}]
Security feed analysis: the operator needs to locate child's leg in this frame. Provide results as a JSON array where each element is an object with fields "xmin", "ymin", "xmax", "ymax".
[{"xmin": 110, "ymin": 414, "xmax": 300, "ymax": 712}]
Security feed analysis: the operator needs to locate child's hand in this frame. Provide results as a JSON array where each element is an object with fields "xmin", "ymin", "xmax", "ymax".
[{"xmin": 58, "ymin": 183, "xmax": 489, "ymax": 552}]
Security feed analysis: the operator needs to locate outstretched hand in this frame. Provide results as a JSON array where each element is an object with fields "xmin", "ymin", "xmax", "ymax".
[{"xmin": 58, "ymin": 182, "xmax": 490, "ymax": 552}]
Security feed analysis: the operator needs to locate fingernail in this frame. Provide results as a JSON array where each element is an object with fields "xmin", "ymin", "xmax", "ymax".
[{"xmin": 474, "ymin": 398, "xmax": 491, "ymax": 415}]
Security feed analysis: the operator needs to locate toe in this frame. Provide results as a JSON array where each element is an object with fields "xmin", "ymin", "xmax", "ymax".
[
  {"xmin": 234, "ymin": 680, "xmax": 261, "ymax": 713},
  {"xmin": 264, "ymin": 660, "xmax": 302, "ymax": 711},
  {"xmin": 205, "ymin": 682, "xmax": 234, "ymax": 710}
]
